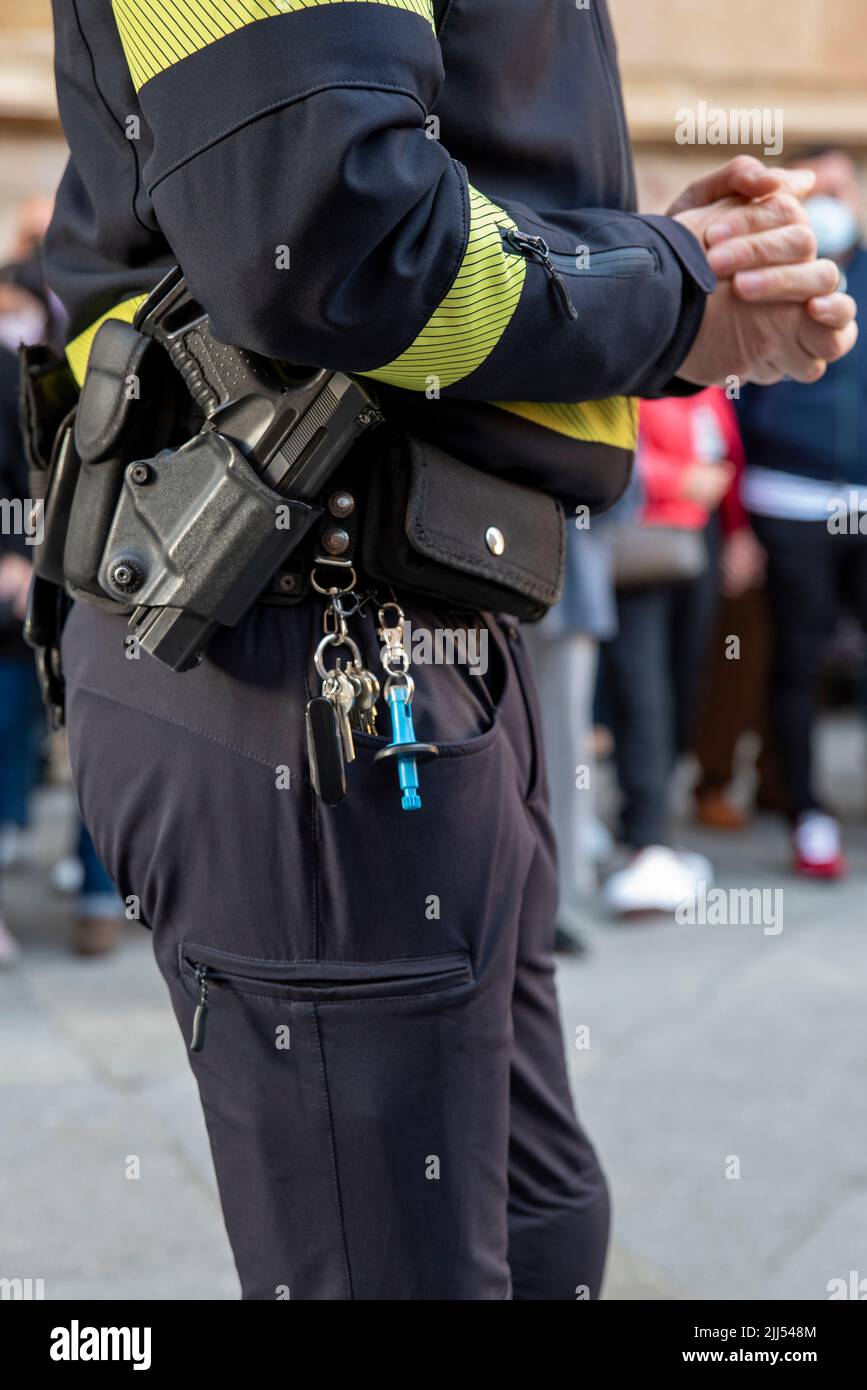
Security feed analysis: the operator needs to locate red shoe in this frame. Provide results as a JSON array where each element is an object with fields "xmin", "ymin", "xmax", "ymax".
[{"xmin": 793, "ymin": 813, "xmax": 847, "ymax": 879}]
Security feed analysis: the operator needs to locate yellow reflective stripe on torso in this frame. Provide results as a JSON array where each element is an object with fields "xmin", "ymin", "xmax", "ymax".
[
  {"xmin": 112, "ymin": 0, "xmax": 435, "ymax": 91},
  {"xmin": 494, "ymin": 395, "xmax": 639, "ymax": 450},
  {"xmin": 362, "ymin": 188, "xmax": 526, "ymax": 392},
  {"xmin": 67, "ymin": 292, "xmax": 637, "ymax": 454},
  {"xmin": 65, "ymin": 295, "xmax": 149, "ymax": 386}
]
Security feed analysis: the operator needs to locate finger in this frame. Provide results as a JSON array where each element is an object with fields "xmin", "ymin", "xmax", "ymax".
[
  {"xmin": 745, "ymin": 333, "xmax": 826, "ymax": 384},
  {"xmin": 705, "ymin": 192, "xmax": 809, "ymax": 247},
  {"xmin": 707, "ymin": 222, "xmax": 816, "ymax": 276},
  {"xmin": 668, "ymin": 157, "xmax": 815, "ymax": 215},
  {"xmin": 738, "ymin": 355, "xmax": 790, "ymax": 385},
  {"xmin": 734, "ymin": 259, "xmax": 840, "ymax": 303},
  {"xmin": 807, "ymin": 292, "xmax": 857, "ymax": 329},
  {"xmin": 790, "ymin": 359, "xmax": 829, "ymax": 384},
  {"xmin": 797, "ymin": 315, "xmax": 859, "ymax": 364},
  {"xmin": 769, "ymin": 345, "xmax": 828, "ymax": 384}
]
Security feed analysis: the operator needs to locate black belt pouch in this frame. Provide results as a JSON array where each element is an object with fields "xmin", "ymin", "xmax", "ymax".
[{"xmin": 361, "ymin": 433, "xmax": 565, "ymax": 621}]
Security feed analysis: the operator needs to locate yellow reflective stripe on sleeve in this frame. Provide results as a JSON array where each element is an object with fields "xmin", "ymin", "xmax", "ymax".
[
  {"xmin": 112, "ymin": 0, "xmax": 436, "ymax": 91},
  {"xmin": 65, "ymin": 295, "xmax": 149, "ymax": 386},
  {"xmin": 493, "ymin": 395, "xmax": 639, "ymax": 450},
  {"xmin": 362, "ymin": 188, "xmax": 526, "ymax": 393}
]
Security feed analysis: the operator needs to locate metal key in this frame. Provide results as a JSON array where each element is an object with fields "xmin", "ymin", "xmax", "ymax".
[
  {"xmin": 347, "ymin": 663, "xmax": 380, "ymax": 735},
  {"xmin": 345, "ymin": 668, "xmax": 363, "ymax": 731},
  {"xmin": 325, "ymin": 667, "xmax": 357, "ymax": 764},
  {"xmin": 312, "ymin": 629, "xmax": 362, "ymax": 781}
]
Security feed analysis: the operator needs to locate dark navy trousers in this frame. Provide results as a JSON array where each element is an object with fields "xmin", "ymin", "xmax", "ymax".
[{"xmin": 62, "ymin": 595, "xmax": 610, "ymax": 1300}]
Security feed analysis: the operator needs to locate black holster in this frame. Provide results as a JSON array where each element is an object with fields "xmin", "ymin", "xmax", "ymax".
[{"xmin": 22, "ymin": 270, "xmax": 381, "ymax": 691}]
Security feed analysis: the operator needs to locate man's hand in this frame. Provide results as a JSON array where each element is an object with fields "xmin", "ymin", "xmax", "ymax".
[
  {"xmin": 670, "ymin": 156, "xmax": 819, "ymax": 285},
  {"xmin": 678, "ymin": 277, "xmax": 857, "ymax": 386},
  {"xmin": 668, "ymin": 156, "xmax": 858, "ymax": 385},
  {"xmin": 677, "ymin": 190, "xmax": 814, "ymax": 276},
  {"xmin": 666, "ymin": 155, "xmax": 816, "ymax": 218}
]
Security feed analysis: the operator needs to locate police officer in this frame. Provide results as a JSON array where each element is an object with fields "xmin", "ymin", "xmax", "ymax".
[{"xmin": 43, "ymin": 0, "xmax": 855, "ymax": 1300}]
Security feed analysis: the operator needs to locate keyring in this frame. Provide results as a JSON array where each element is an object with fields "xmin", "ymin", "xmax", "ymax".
[
  {"xmin": 314, "ymin": 631, "xmax": 362, "ymax": 682},
  {"xmin": 383, "ymin": 668, "xmax": 415, "ymax": 699}
]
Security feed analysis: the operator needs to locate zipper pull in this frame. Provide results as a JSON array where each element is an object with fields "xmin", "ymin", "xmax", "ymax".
[
  {"xmin": 504, "ymin": 229, "xmax": 578, "ymax": 320},
  {"xmin": 190, "ymin": 964, "xmax": 209, "ymax": 1053}
]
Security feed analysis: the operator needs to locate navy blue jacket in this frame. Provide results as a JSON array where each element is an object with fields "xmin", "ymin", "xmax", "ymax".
[
  {"xmin": 44, "ymin": 0, "xmax": 714, "ymax": 504},
  {"xmin": 737, "ymin": 248, "xmax": 867, "ymax": 487}
]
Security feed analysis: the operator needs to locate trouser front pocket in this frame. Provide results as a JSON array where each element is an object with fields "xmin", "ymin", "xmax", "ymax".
[{"xmin": 166, "ymin": 937, "xmax": 510, "ymax": 1300}]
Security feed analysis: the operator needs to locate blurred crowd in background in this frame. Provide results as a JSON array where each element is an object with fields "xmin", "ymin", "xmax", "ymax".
[
  {"xmin": 0, "ymin": 195, "xmax": 124, "ymax": 965},
  {"xmin": 0, "ymin": 146, "xmax": 865, "ymax": 964},
  {"xmin": 533, "ymin": 147, "xmax": 867, "ymax": 948}
]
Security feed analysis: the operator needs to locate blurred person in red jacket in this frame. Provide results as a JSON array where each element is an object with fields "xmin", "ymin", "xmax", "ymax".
[{"xmin": 601, "ymin": 390, "xmax": 762, "ymax": 915}]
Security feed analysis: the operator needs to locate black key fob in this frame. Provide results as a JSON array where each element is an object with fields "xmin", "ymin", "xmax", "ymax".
[{"xmin": 306, "ymin": 696, "xmax": 346, "ymax": 806}]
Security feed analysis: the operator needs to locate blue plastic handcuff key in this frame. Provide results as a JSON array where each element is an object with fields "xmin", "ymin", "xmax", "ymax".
[{"xmin": 373, "ymin": 604, "xmax": 438, "ymax": 810}]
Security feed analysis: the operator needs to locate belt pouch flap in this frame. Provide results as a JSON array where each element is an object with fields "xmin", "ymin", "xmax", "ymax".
[
  {"xmin": 362, "ymin": 434, "xmax": 565, "ymax": 620},
  {"xmin": 73, "ymin": 319, "xmax": 153, "ymax": 464}
]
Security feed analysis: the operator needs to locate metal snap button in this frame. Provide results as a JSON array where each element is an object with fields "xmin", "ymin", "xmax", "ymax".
[{"xmin": 485, "ymin": 526, "xmax": 506, "ymax": 556}]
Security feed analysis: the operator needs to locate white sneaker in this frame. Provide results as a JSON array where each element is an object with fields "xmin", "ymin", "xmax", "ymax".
[
  {"xmin": 603, "ymin": 845, "xmax": 714, "ymax": 916},
  {"xmin": 793, "ymin": 812, "xmax": 846, "ymax": 879},
  {"xmin": 0, "ymin": 914, "xmax": 22, "ymax": 966}
]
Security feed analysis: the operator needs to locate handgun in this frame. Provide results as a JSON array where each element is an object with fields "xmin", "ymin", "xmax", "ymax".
[{"xmin": 104, "ymin": 267, "xmax": 382, "ymax": 671}]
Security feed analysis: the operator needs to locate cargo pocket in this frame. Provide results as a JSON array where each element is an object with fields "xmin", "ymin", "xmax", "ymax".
[{"xmin": 178, "ymin": 940, "xmax": 474, "ymax": 1051}]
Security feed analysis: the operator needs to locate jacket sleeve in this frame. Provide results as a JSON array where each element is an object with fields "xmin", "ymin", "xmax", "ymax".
[{"xmin": 110, "ymin": 0, "xmax": 715, "ymax": 403}]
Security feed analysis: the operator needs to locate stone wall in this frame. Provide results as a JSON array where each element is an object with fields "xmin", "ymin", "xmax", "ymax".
[
  {"xmin": 609, "ymin": 0, "xmax": 867, "ymax": 210},
  {"xmin": 611, "ymin": 0, "xmax": 867, "ymax": 146}
]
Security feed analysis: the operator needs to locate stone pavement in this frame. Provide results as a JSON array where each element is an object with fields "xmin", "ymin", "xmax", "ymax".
[{"xmin": 1, "ymin": 712, "xmax": 865, "ymax": 1301}]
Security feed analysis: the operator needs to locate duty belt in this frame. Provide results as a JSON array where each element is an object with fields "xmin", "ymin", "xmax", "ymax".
[{"xmin": 21, "ymin": 267, "xmax": 566, "ymax": 801}]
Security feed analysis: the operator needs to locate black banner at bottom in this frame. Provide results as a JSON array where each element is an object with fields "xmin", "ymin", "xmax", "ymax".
[{"xmin": 4, "ymin": 1298, "xmax": 862, "ymax": 1374}]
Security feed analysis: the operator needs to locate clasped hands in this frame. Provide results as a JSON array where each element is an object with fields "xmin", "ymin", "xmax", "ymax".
[{"xmin": 668, "ymin": 156, "xmax": 858, "ymax": 387}]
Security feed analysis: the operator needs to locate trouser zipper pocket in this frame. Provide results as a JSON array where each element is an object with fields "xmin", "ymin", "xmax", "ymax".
[
  {"xmin": 182, "ymin": 944, "xmax": 474, "ymax": 1052},
  {"xmin": 190, "ymin": 963, "xmax": 210, "ymax": 1052}
]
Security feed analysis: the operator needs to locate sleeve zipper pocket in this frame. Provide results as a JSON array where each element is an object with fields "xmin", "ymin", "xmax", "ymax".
[{"xmin": 501, "ymin": 227, "xmax": 658, "ymax": 319}]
